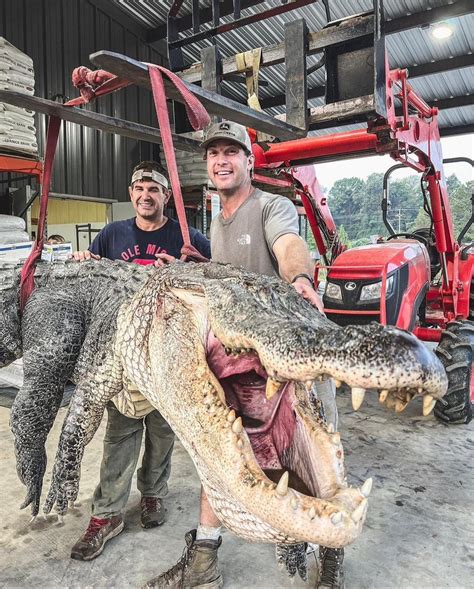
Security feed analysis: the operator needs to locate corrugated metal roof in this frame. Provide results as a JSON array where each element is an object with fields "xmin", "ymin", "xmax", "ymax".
[{"xmin": 110, "ymin": 0, "xmax": 473, "ymax": 134}]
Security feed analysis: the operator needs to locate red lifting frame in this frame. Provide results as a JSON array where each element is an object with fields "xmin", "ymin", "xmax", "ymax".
[
  {"xmin": 253, "ymin": 58, "xmax": 463, "ymax": 321},
  {"xmin": 0, "ymin": 154, "xmax": 43, "ymax": 183}
]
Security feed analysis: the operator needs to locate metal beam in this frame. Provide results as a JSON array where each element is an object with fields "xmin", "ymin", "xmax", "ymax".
[
  {"xmin": 89, "ymin": 50, "xmax": 307, "ymax": 141},
  {"xmin": 168, "ymin": 0, "xmax": 318, "ymax": 51},
  {"xmin": 408, "ymin": 54, "xmax": 474, "ymax": 78},
  {"xmin": 433, "ymin": 95, "xmax": 473, "ymax": 110},
  {"xmin": 0, "ymin": 90, "xmax": 201, "ymax": 153},
  {"xmin": 261, "ymin": 53, "xmax": 474, "ymax": 110},
  {"xmin": 384, "ymin": 0, "xmax": 473, "ymax": 34},
  {"xmin": 439, "ymin": 124, "xmax": 474, "ymax": 137},
  {"xmin": 178, "ymin": 2, "xmax": 474, "ymax": 83},
  {"xmin": 147, "ymin": 0, "xmax": 266, "ymax": 43}
]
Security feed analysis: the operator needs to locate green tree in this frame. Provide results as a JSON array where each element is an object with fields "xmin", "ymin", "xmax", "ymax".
[{"xmin": 450, "ymin": 180, "xmax": 473, "ymax": 242}]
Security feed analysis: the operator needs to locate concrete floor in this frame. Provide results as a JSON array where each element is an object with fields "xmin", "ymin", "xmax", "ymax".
[{"xmin": 1, "ymin": 390, "xmax": 473, "ymax": 589}]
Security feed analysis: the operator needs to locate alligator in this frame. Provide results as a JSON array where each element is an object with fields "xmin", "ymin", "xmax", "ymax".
[{"xmin": 1, "ymin": 259, "xmax": 447, "ymax": 549}]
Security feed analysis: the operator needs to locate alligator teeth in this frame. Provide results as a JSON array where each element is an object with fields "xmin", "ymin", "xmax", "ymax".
[
  {"xmin": 327, "ymin": 423, "xmax": 335, "ymax": 434},
  {"xmin": 418, "ymin": 387, "xmax": 423, "ymax": 394},
  {"xmin": 351, "ymin": 387, "xmax": 366, "ymax": 411},
  {"xmin": 227, "ymin": 409, "xmax": 236, "ymax": 423},
  {"xmin": 232, "ymin": 416, "xmax": 243, "ymax": 434},
  {"xmin": 395, "ymin": 399, "xmax": 407, "ymax": 413},
  {"xmin": 379, "ymin": 389, "xmax": 389, "ymax": 403},
  {"xmin": 305, "ymin": 380, "xmax": 313, "ymax": 391},
  {"xmin": 266, "ymin": 378, "xmax": 281, "ymax": 400},
  {"xmin": 360, "ymin": 478, "xmax": 373, "ymax": 498},
  {"xmin": 309, "ymin": 506, "xmax": 316, "ymax": 519},
  {"xmin": 276, "ymin": 471, "xmax": 289, "ymax": 496},
  {"xmin": 334, "ymin": 379, "xmax": 342, "ymax": 388},
  {"xmin": 236, "ymin": 439, "xmax": 243, "ymax": 449},
  {"xmin": 423, "ymin": 394, "xmax": 436, "ymax": 416},
  {"xmin": 351, "ymin": 499, "xmax": 367, "ymax": 523},
  {"xmin": 290, "ymin": 496, "xmax": 299, "ymax": 510},
  {"xmin": 331, "ymin": 432, "xmax": 341, "ymax": 445},
  {"xmin": 331, "ymin": 512, "xmax": 343, "ymax": 525}
]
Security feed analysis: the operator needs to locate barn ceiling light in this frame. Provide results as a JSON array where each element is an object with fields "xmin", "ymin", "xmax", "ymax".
[{"xmin": 431, "ymin": 23, "xmax": 453, "ymax": 40}]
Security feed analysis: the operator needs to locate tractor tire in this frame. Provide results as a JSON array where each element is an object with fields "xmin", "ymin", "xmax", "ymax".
[{"xmin": 434, "ymin": 320, "xmax": 473, "ymax": 425}]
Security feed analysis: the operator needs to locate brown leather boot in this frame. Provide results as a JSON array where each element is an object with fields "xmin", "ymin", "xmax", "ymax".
[
  {"xmin": 140, "ymin": 496, "xmax": 166, "ymax": 529},
  {"xmin": 143, "ymin": 529, "xmax": 223, "ymax": 588},
  {"xmin": 70, "ymin": 515, "xmax": 124, "ymax": 561},
  {"xmin": 317, "ymin": 546, "xmax": 345, "ymax": 589}
]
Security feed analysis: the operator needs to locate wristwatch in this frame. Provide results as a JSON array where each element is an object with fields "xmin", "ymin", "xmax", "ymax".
[{"xmin": 291, "ymin": 273, "xmax": 315, "ymax": 289}]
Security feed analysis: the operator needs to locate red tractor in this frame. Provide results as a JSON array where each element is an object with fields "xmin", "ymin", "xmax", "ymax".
[{"xmin": 253, "ymin": 62, "xmax": 473, "ymax": 425}]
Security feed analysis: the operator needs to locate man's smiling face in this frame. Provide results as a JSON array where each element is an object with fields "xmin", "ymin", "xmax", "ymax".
[
  {"xmin": 129, "ymin": 180, "xmax": 170, "ymax": 222},
  {"xmin": 206, "ymin": 139, "xmax": 254, "ymax": 195}
]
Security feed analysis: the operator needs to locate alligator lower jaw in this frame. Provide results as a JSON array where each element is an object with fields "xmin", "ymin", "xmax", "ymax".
[{"xmin": 205, "ymin": 332, "xmax": 371, "ymax": 546}]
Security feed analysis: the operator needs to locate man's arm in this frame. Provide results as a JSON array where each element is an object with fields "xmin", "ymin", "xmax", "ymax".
[{"xmin": 272, "ymin": 233, "xmax": 324, "ymax": 313}]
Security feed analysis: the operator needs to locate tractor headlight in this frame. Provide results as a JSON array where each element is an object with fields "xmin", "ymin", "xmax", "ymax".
[
  {"xmin": 325, "ymin": 281, "xmax": 342, "ymax": 300},
  {"xmin": 359, "ymin": 275, "xmax": 394, "ymax": 302}
]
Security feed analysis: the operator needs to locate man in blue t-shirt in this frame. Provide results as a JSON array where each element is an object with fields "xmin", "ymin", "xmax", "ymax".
[{"xmin": 70, "ymin": 161, "xmax": 210, "ymax": 562}]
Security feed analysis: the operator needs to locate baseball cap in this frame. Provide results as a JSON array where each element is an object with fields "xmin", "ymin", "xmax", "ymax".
[
  {"xmin": 201, "ymin": 121, "xmax": 252, "ymax": 154},
  {"xmin": 131, "ymin": 169, "xmax": 169, "ymax": 189}
]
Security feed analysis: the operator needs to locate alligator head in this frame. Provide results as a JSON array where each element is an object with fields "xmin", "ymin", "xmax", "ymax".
[{"xmin": 113, "ymin": 262, "xmax": 447, "ymax": 548}]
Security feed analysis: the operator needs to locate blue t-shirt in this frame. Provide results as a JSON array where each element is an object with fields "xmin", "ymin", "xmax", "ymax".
[{"xmin": 89, "ymin": 217, "xmax": 211, "ymax": 265}]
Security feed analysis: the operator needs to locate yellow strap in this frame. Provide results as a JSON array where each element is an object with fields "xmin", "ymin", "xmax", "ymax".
[{"xmin": 235, "ymin": 48, "xmax": 262, "ymax": 111}]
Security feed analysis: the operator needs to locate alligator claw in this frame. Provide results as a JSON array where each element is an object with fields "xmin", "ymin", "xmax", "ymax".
[{"xmin": 275, "ymin": 542, "xmax": 308, "ymax": 581}]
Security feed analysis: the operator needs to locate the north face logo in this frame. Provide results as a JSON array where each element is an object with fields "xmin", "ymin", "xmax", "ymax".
[{"xmin": 219, "ymin": 123, "xmax": 230, "ymax": 131}]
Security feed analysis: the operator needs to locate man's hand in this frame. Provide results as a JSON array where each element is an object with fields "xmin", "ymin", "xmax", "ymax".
[
  {"xmin": 69, "ymin": 251, "xmax": 101, "ymax": 262},
  {"xmin": 154, "ymin": 253, "xmax": 177, "ymax": 268},
  {"xmin": 292, "ymin": 279, "xmax": 325, "ymax": 314}
]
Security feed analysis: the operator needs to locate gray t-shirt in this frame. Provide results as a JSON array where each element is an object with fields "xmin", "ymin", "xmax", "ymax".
[{"xmin": 210, "ymin": 188, "xmax": 299, "ymax": 277}]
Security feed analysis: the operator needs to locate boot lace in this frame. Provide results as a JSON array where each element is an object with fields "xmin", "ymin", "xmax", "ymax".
[
  {"xmin": 83, "ymin": 517, "xmax": 110, "ymax": 541},
  {"xmin": 160, "ymin": 544, "xmax": 195, "ymax": 586},
  {"xmin": 142, "ymin": 497, "xmax": 161, "ymax": 513}
]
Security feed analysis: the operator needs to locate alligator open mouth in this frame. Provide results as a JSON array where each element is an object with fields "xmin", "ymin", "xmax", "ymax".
[
  {"xmin": 207, "ymin": 332, "xmax": 341, "ymax": 496},
  {"xmin": 204, "ymin": 330, "xmax": 369, "ymax": 546}
]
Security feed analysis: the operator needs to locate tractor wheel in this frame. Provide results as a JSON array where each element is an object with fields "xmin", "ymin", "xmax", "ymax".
[{"xmin": 434, "ymin": 320, "xmax": 473, "ymax": 425}]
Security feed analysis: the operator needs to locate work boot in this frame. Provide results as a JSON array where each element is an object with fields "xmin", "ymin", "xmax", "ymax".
[
  {"xmin": 70, "ymin": 515, "xmax": 124, "ymax": 561},
  {"xmin": 317, "ymin": 546, "xmax": 345, "ymax": 589},
  {"xmin": 141, "ymin": 496, "xmax": 166, "ymax": 529},
  {"xmin": 143, "ymin": 529, "xmax": 223, "ymax": 588}
]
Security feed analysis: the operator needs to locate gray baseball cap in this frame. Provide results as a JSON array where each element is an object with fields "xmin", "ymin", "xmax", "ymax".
[{"xmin": 201, "ymin": 121, "xmax": 252, "ymax": 154}]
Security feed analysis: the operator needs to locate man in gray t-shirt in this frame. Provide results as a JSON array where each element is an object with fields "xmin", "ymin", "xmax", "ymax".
[{"xmin": 146, "ymin": 122, "xmax": 343, "ymax": 589}]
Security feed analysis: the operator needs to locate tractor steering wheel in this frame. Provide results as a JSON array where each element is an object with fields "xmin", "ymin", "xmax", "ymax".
[{"xmin": 386, "ymin": 233, "xmax": 430, "ymax": 247}]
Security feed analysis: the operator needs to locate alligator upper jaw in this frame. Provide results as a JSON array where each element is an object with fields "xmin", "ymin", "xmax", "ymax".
[{"xmin": 209, "ymin": 318, "xmax": 448, "ymax": 417}]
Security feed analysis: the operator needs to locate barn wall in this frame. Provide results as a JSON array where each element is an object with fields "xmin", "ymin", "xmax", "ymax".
[{"xmin": 0, "ymin": 0, "xmax": 165, "ymax": 203}]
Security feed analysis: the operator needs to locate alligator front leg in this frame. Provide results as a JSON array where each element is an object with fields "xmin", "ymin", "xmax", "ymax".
[
  {"xmin": 10, "ymin": 294, "xmax": 85, "ymax": 516},
  {"xmin": 44, "ymin": 353, "xmax": 124, "ymax": 515}
]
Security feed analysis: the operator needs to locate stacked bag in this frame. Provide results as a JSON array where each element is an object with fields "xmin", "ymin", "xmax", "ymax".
[
  {"xmin": 0, "ymin": 214, "xmax": 30, "ymax": 244},
  {"xmin": 175, "ymin": 130, "xmax": 209, "ymax": 187},
  {"xmin": 0, "ymin": 37, "xmax": 38, "ymax": 156}
]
